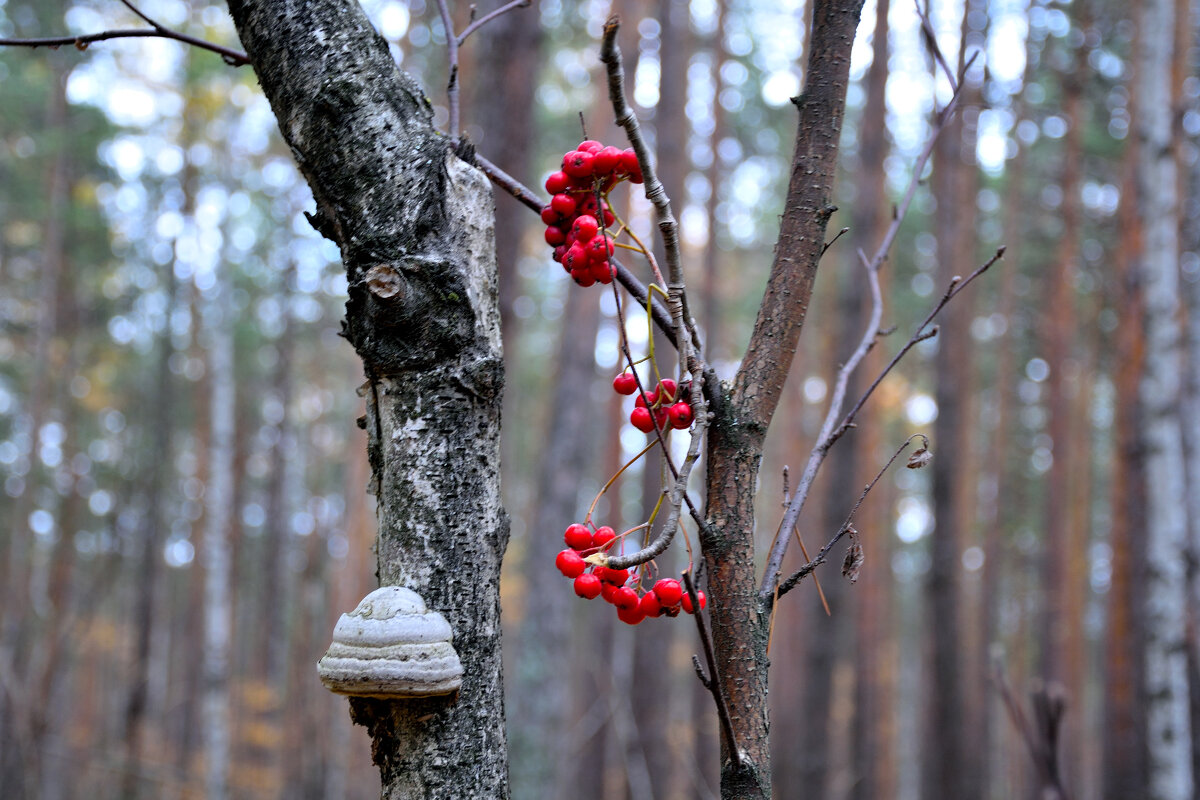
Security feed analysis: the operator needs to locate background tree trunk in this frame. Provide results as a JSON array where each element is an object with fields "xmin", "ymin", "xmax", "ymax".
[{"xmin": 1137, "ymin": 1, "xmax": 1193, "ymax": 797}]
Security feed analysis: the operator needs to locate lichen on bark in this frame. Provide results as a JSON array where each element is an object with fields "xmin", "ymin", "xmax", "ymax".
[{"xmin": 226, "ymin": 1, "xmax": 510, "ymax": 796}]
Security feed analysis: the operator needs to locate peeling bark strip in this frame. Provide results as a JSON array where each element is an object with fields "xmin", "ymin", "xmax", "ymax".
[{"xmin": 225, "ymin": 2, "xmax": 509, "ymax": 797}]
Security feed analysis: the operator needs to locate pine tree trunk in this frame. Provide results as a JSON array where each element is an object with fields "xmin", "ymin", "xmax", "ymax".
[{"xmin": 226, "ymin": 2, "xmax": 510, "ymax": 796}]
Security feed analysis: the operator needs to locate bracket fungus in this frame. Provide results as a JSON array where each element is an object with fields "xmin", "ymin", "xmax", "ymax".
[{"xmin": 317, "ymin": 586, "xmax": 463, "ymax": 698}]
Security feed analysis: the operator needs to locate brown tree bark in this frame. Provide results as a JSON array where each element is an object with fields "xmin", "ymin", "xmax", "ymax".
[
  {"xmin": 923, "ymin": 5, "xmax": 976, "ymax": 796},
  {"xmin": 701, "ymin": 2, "xmax": 864, "ymax": 796},
  {"xmin": 1102, "ymin": 19, "xmax": 1149, "ymax": 800}
]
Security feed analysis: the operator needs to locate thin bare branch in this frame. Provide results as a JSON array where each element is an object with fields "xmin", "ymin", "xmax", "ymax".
[
  {"xmin": 756, "ymin": 28, "xmax": 985, "ymax": 599},
  {"xmin": 599, "ymin": 15, "xmax": 702, "ymax": 356},
  {"xmin": 831, "ymin": 248, "xmax": 1004, "ymax": 444},
  {"xmin": 776, "ymin": 434, "xmax": 928, "ymax": 599},
  {"xmin": 864, "ymin": 50, "xmax": 977, "ymax": 276},
  {"xmin": 0, "ymin": 28, "xmax": 249, "ymax": 66},
  {"xmin": 117, "ymin": 0, "xmax": 157, "ymax": 27},
  {"xmin": 590, "ymin": 15, "xmax": 708, "ymax": 571},
  {"xmin": 434, "ymin": 0, "xmax": 461, "ymax": 138},
  {"xmin": 759, "ymin": 245, "xmax": 885, "ymax": 597},
  {"xmin": 683, "ymin": 571, "xmax": 743, "ymax": 767},
  {"xmin": 823, "ymin": 226, "xmax": 851, "ymax": 255},
  {"xmin": 916, "ymin": 0, "xmax": 959, "ymax": 95},
  {"xmin": 457, "ymin": 0, "xmax": 531, "ymax": 45},
  {"xmin": 471, "ymin": 151, "xmax": 543, "ymax": 211}
]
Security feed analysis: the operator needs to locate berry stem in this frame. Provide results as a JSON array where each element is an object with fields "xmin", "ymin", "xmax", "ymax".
[{"xmin": 584, "ymin": 440, "xmax": 657, "ymax": 524}]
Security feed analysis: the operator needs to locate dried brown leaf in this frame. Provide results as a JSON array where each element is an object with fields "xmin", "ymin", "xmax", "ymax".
[{"xmin": 906, "ymin": 447, "xmax": 933, "ymax": 469}]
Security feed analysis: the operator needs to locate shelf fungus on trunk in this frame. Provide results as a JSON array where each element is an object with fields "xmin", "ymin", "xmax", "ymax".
[{"xmin": 317, "ymin": 586, "xmax": 463, "ymax": 698}]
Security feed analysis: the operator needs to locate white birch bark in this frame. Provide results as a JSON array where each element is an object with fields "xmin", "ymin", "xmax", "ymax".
[
  {"xmin": 225, "ymin": 2, "xmax": 510, "ymax": 795},
  {"xmin": 1138, "ymin": 2, "xmax": 1193, "ymax": 797}
]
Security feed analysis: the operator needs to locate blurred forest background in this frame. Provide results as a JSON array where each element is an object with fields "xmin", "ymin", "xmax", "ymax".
[{"xmin": 0, "ymin": 0, "xmax": 1194, "ymax": 798}]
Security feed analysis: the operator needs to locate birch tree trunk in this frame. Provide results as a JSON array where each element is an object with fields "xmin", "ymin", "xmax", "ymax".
[
  {"xmin": 225, "ymin": 2, "xmax": 509, "ymax": 796},
  {"xmin": 1137, "ymin": 1, "xmax": 1193, "ymax": 797}
]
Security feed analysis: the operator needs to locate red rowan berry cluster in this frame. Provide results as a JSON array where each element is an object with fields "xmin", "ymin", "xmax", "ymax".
[
  {"xmin": 612, "ymin": 373, "xmax": 693, "ymax": 434},
  {"xmin": 542, "ymin": 139, "xmax": 644, "ymax": 287},
  {"xmin": 555, "ymin": 522, "xmax": 706, "ymax": 625}
]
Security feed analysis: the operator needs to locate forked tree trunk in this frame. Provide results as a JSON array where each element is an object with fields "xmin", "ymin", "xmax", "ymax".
[
  {"xmin": 701, "ymin": 2, "xmax": 863, "ymax": 797},
  {"xmin": 226, "ymin": 2, "xmax": 509, "ymax": 796}
]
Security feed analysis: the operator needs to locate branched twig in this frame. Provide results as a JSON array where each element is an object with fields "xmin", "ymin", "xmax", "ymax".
[
  {"xmin": 436, "ymin": 0, "xmax": 533, "ymax": 139},
  {"xmin": 599, "ymin": 14, "xmax": 702, "ymax": 357},
  {"xmin": 757, "ymin": 26, "xmax": 984, "ymax": 602},
  {"xmin": 831, "ymin": 248, "xmax": 1004, "ymax": 445},
  {"xmin": 457, "ymin": 0, "xmax": 530, "ymax": 45},
  {"xmin": 776, "ymin": 434, "xmax": 928, "ymax": 598},
  {"xmin": 590, "ymin": 15, "xmax": 708, "ymax": 570},
  {"xmin": 917, "ymin": 0, "xmax": 960, "ymax": 98},
  {"xmin": 0, "ymin": 1, "xmax": 250, "ymax": 67},
  {"xmin": 683, "ymin": 571, "xmax": 743, "ymax": 767},
  {"xmin": 758, "ymin": 239, "xmax": 885, "ymax": 599}
]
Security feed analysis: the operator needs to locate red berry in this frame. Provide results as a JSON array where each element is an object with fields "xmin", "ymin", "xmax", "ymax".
[
  {"xmin": 612, "ymin": 586, "xmax": 640, "ymax": 610},
  {"xmin": 571, "ymin": 268, "xmax": 596, "ymax": 288},
  {"xmin": 564, "ymin": 242, "xmax": 590, "ymax": 271},
  {"xmin": 541, "ymin": 206, "xmax": 563, "ymax": 225},
  {"xmin": 598, "ymin": 566, "xmax": 629, "ymax": 585},
  {"xmin": 592, "ymin": 526, "xmax": 617, "ymax": 549},
  {"xmin": 593, "ymin": 145, "xmax": 622, "ymax": 175},
  {"xmin": 619, "ymin": 149, "xmax": 643, "ymax": 182},
  {"xmin": 681, "ymin": 590, "xmax": 707, "ymax": 613},
  {"xmin": 573, "ymin": 214, "xmax": 599, "ymax": 242},
  {"xmin": 551, "ymin": 193, "xmax": 577, "ymax": 216},
  {"xmin": 563, "ymin": 150, "xmax": 595, "ymax": 178},
  {"xmin": 577, "ymin": 139, "xmax": 604, "ymax": 154},
  {"xmin": 655, "ymin": 406, "xmax": 670, "ymax": 428},
  {"xmin": 586, "ymin": 234, "xmax": 614, "ymax": 260},
  {"xmin": 574, "ymin": 573, "xmax": 603, "ymax": 599},
  {"xmin": 630, "ymin": 406, "xmax": 655, "ymax": 433},
  {"xmin": 564, "ymin": 523, "xmax": 593, "ymax": 550},
  {"xmin": 590, "ymin": 260, "xmax": 615, "ymax": 285},
  {"xmin": 657, "ymin": 379, "xmax": 678, "ymax": 402},
  {"xmin": 552, "ymin": 245, "xmax": 568, "ymax": 263},
  {"xmin": 668, "ymin": 402, "xmax": 693, "ymax": 430},
  {"xmin": 639, "ymin": 591, "xmax": 663, "ymax": 617},
  {"xmin": 617, "ymin": 604, "xmax": 646, "ymax": 625},
  {"xmin": 603, "ymin": 208, "xmax": 616, "ymax": 227},
  {"xmin": 556, "ymin": 549, "xmax": 586, "ymax": 579},
  {"xmin": 613, "ymin": 372, "xmax": 639, "ymax": 395},
  {"xmin": 652, "ymin": 578, "xmax": 683, "ymax": 607},
  {"xmin": 635, "ymin": 389, "xmax": 659, "ymax": 408},
  {"xmin": 545, "ymin": 226, "xmax": 567, "ymax": 246},
  {"xmin": 601, "ymin": 583, "xmax": 620, "ymax": 603},
  {"xmin": 545, "ymin": 171, "xmax": 570, "ymax": 194}
]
